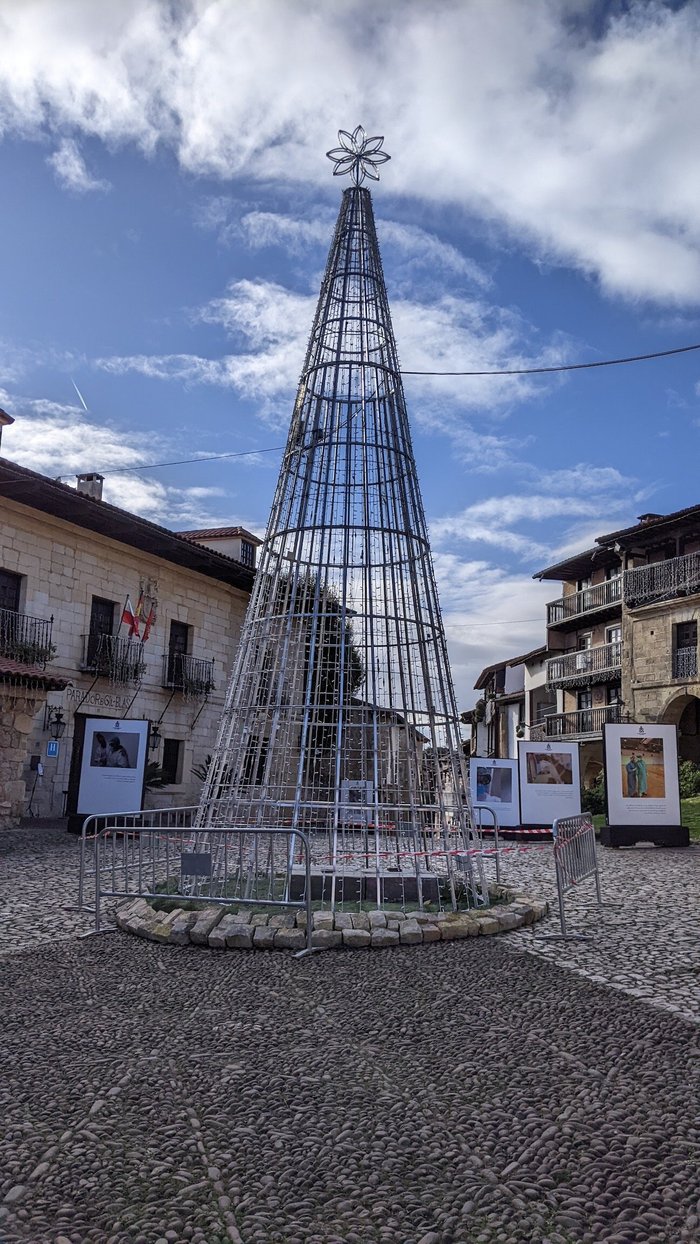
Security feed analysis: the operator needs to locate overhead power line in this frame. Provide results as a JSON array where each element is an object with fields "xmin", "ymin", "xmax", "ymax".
[
  {"xmin": 400, "ymin": 340, "xmax": 700, "ymax": 376},
  {"xmin": 66, "ymin": 338, "xmax": 700, "ymax": 479}
]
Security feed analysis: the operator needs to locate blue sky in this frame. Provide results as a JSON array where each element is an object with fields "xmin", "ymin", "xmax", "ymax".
[{"xmin": 2, "ymin": 0, "xmax": 700, "ymax": 705}]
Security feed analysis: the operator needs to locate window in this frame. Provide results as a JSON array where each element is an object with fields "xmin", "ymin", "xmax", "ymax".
[
  {"xmin": 606, "ymin": 625, "xmax": 622, "ymax": 645},
  {"xmin": 0, "ymin": 569, "xmax": 21, "ymax": 613},
  {"xmin": 575, "ymin": 633, "xmax": 592, "ymax": 671},
  {"xmin": 161, "ymin": 738, "xmax": 184, "ymax": 785},
  {"xmin": 673, "ymin": 621, "xmax": 697, "ymax": 679},
  {"xmin": 607, "ymin": 685, "xmax": 622, "ymax": 706},
  {"xmin": 240, "ymin": 539, "xmax": 255, "ymax": 568},
  {"xmin": 167, "ymin": 620, "xmax": 190, "ymax": 684},
  {"xmin": 577, "ymin": 690, "xmax": 593, "ymax": 731},
  {"xmin": 86, "ymin": 596, "xmax": 116, "ymax": 665}
]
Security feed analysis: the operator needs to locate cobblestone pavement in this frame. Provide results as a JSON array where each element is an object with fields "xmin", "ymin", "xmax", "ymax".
[
  {"xmin": 2, "ymin": 823, "xmax": 700, "ymax": 1024},
  {"xmin": 487, "ymin": 837, "xmax": 700, "ymax": 1026},
  {"xmin": 1, "ymin": 934, "xmax": 699, "ymax": 1244}
]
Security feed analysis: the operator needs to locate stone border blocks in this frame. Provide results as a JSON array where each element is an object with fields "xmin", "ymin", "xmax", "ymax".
[{"xmin": 115, "ymin": 884, "xmax": 548, "ymax": 951}]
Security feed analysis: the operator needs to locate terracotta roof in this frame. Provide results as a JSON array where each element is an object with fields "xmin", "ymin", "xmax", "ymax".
[
  {"xmin": 0, "ymin": 657, "xmax": 70, "ymax": 690},
  {"xmin": 179, "ymin": 525, "xmax": 262, "ymax": 544},
  {"xmin": 595, "ymin": 503, "xmax": 700, "ymax": 545},
  {"xmin": 0, "ymin": 458, "xmax": 255, "ymax": 592}
]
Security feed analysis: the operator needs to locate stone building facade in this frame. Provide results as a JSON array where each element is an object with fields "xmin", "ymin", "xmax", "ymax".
[
  {"xmin": 0, "ymin": 458, "xmax": 258, "ymax": 827},
  {"xmin": 470, "ymin": 505, "xmax": 700, "ymax": 780}
]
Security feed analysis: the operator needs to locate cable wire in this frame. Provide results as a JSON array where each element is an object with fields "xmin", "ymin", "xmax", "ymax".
[{"xmin": 400, "ymin": 340, "xmax": 700, "ymax": 376}]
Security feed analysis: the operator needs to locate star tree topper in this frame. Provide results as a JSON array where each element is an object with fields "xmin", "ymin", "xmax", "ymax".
[{"xmin": 326, "ymin": 126, "xmax": 390, "ymax": 185}]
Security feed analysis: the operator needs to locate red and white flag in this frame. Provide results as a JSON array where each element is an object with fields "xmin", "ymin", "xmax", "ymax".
[
  {"xmin": 141, "ymin": 603, "xmax": 157, "ymax": 643},
  {"xmin": 120, "ymin": 596, "xmax": 140, "ymax": 638}
]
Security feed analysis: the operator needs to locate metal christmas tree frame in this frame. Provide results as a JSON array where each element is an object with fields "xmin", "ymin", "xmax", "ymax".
[{"xmin": 197, "ymin": 128, "xmax": 484, "ymax": 911}]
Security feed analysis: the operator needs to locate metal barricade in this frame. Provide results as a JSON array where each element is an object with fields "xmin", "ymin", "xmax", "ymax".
[
  {"xmin": 472, "ymin": 803, "xmax": 501, "ymax": 883},
  {"xmin": 76, "ymin": 805, "xmax": 198, "ymax": 911},
  {"xmin": 542, "ymin": 813, "xmax": 602, "ymax": 940},
  {"xmin": 92, "ymin": 823, "xmax": 314, "ymax": 953}
]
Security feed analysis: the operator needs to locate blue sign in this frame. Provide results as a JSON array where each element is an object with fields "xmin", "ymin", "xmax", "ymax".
[{"xmin": 46, "ymin": 740, "xmax": 60, "ymax": 758}]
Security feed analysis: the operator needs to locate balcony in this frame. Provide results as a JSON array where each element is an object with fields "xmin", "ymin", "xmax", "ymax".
[
  {"xmin": 0, "ymin": 607, "xmax": 55, "ymax": 667},
  {"xmin": 624, "ymin": 551, "xmax": 700, "ymax": 609},
  {"xmin": 546, "ymin": 640, "xmax": 622, "ymax": 690},
  {"xmin": 545, "ymin": 703, "xmax": 621, "ymax": 739},
  {"xmin": 546, "ymin": 576, "xmax": 622, "ymax": 628},
  {"xmin": 162, "ymin": 652, "xmax": 215, "ymax": 698},
  {"xmin": 81, "ymin": 633, "xmax": 146, "ymax": 684},
  {"xmin": 672, "ymin": 645, "xmax": 698, "ymax": 680}
]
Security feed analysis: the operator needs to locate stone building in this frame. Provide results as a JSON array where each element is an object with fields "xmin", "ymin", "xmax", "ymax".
[
  {"xmin": 533, "ymin": 505, "xmax": 700, "ymax": 777},
  {"xmin": 0, "ymin": 457, "xmax": 258, "ymax": 827},
  {"xmin": 469, "ymin": 505, "xmax": 700, "ymax": 780}
]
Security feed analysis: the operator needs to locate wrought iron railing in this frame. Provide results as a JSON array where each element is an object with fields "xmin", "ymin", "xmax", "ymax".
[
  {"xmin": 546, "ymin": 640, "xmax": 622, "ymax": 688},
  {"xmin": 672, "ymin": 645, "xmax": 698, "ymax": 680},
  {"xmin": 81, "ymin": 633, "xmax": 146, "ymax": 684},
  {"xmin": 546, "ymin": 576, "xmax": 622, "ymax": 626},
  {"xmin": 545, "ymin": 703, "xmax": 621, "ymax": 738},
  {"xmin": 162, "ymin": 652, "xmax": 215, "ymax": 696},
  {"xmin": 624, "ymin": 552, "xmax": 700, "ymax": 608},
  {"xmin": 0, "ymin": 607, "xmax": 55, "ymax": 667}
]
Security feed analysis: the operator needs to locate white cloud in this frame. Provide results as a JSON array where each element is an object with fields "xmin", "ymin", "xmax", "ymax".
[
  {"xmin": 46, "ymin": 137, "xmax": 110, "ymax": 193},
  {"xmin": 0, "ymin": 386, "xmax": 252, "ymax": 528},
  {"xmin": 0, "ymin": 2, "xmax": 699, "ymax": 302},
  {"xmin": 432, "ymin": 552, "xmax": 551, "ymax": 704}
]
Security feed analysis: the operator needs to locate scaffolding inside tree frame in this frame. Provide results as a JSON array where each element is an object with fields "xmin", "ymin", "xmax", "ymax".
[{"xmin": 196, "ymin": 130, "xmax": 486, "ymax": 912}]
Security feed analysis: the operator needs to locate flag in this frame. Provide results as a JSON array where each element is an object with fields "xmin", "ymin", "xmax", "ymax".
[
  {"xmin": 141, "ymin": 603, "xmax": 157, "ymax": 644},
  {"xmin": 121, "ymin": 596, "xmax": 140, "ymax": 638}
]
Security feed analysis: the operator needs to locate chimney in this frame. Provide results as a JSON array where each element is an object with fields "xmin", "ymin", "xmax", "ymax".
[
  {"xmin": 76, "ymin": 472, "xmax": 104, "ymax": 501},
  {"xmin": 637, "ymin": 512, "xmax": 663, "ymax": 524}
]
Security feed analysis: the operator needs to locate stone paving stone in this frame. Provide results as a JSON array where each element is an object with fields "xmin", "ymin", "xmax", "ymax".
[
  {"xmin": 2, "ymin": 822, "xmax": 699, "ymax": 1024},
  {"xmin": 0, "ymin": 932, "xmax": 698, "ymax": 1244}
]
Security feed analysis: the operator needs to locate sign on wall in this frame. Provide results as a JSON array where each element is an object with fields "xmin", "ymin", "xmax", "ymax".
[
  {"xmin": 517, "ymin": 740, "xmax": 581, "ymax": 826},
  {"xmin": 603, "ymin": 723, "xmax": 681, "ymax": 827},
  {"xmin": 469, "ymin": 758, "xmax": 520, "ymax": 827},
  {"xmin": 77, "ymin": 718, "xmax": 149, "ymax": 815}
]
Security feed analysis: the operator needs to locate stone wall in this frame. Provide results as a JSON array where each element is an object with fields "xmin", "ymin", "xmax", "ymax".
[
  {"xmin": 0, "ymin": 686, "xmax": 42, "ymax": 826},
  {"xmin": 1, "ymin": 496, "xmax": 252, "ymax": 820}
]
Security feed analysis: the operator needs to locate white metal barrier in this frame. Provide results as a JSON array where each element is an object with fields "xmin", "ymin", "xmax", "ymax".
[{"xmin": 541, "ymin": 813, "xmax": 603, "ymax": 940}]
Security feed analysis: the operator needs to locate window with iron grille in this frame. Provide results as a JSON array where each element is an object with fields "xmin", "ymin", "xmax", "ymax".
[
  {"xmin": 167, "ymin": 620, "xmax": 190, "ymax": 684},
  {"xmin": 673, "ymin": 620, "xmax": 697, "ymax": 679}
]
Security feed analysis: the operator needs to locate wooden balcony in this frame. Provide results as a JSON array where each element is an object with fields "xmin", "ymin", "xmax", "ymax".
[
  {"xmin": 546, "ymin": 640, "xmax": 622, "ymax": 690},
  {"xmin": 0, "ymin": 606, "xmax": 55, "ymax": 667},
  {"xmin": 546, "ymin": 576, "xmax": 622, "ymax": 628},
  {"xmin": 624, "ymin": 551, "xmax": 700, "ymax": 609},
  {"xmin": 545, "ymin": 703, "xmax": 621, "ymax": 739}
]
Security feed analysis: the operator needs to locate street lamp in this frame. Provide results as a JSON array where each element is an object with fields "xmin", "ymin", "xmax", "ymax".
[{"xmin": 46, "ymin": 707, "xmax": 66, "ymax": 740}]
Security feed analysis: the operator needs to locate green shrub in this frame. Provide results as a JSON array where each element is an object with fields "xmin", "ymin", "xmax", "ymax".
[
  {"xmin": 581, "ymin": 771, "xmax": 606, "ymax": 816},
  {"xmin": 678, "ymin": 760, "xmax": 700, "ymax": 799}
]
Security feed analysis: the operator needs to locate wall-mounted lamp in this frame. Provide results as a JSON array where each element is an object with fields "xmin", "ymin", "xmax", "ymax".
[
  {"xmin": 148, "ymin": 723, "xmax": 162, "ymax": 752},
  {"xmin": 45, "ymin": 706, "xmax": 66, "ymax": 740}
]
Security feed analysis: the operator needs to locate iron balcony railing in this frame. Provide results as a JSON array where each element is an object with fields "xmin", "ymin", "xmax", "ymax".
[
  {"xmin": 624, "ymin": 551, "xmax": 700, "ymax": 609},
  {"xmin": 81, "ymin": 633, "xmax": 146, "ymax": 684},
  {"xmin": 546, "ymin": 576, "xmax": 622, "ymax": 626},
  {"xmin": 0, "ymin": 607, "xmax": 55, "ymax": 667},
  {"xmin": 545, "ymin": 703, "xmax": 621, "ymax": 739},
  {"xmin": 162, "ymin": 651, "xmax": 215, "ymax": 696},
  {"xmin": 672, "ymin": 645, "xmax": 698, "ymax": 680},
  {"xmin": 546, "ymin": 640, "xmax": 622, "ymax": 689}
]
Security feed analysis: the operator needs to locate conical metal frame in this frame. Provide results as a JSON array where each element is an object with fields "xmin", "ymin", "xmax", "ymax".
[{"xmin": 198, "ymin": 186, "xmax": 483, "ymax": 911}]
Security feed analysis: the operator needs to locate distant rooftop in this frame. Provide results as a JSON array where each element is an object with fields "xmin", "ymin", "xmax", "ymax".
[{"xmin": 179, "ymin": 526, "xmax": 262, "ymax": 544}]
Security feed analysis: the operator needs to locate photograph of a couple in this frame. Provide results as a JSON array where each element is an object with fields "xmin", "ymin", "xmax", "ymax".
[
  {"xmin": 620, "ymin": 736, "xmax": 665, "ymax": 799},
  {"xmin": 89, "ymin": 731, "xmax": 139, "ymax": 770},
  {"xmin": 525, "ymin": 751, "xmax": 573, "ymax": 785}
]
